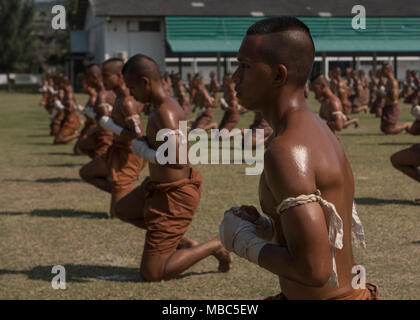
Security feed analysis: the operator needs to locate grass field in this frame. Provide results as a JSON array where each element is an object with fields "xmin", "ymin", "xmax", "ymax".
[{"xmin": 0, "ymin": 91, "xmax": 419, "ymax": 300}]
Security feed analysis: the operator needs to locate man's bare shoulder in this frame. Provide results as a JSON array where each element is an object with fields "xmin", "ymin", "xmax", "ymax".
[
  {"xmin": 154, "ymin": 96, "xmax": 185, "ymax": 128},
  {"xmin": 264, "ymin": 133, "xmax": 317, "ymax": 199}
]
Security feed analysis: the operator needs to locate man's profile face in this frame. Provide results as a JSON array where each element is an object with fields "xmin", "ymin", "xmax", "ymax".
[
  {"xmin": 233, "ymin": 35, "xmax": 272, "ymax": 111},
  {"xmin": 101, "ymin": 64, "xmax": 120, "ymax": 91},
  {"xmin": 124, "ymin": 72, "xmax": 149, "ymax": 103},
  {"xmin": 311, "ymin": 78, "xmax": 323, "ymax": 101}
]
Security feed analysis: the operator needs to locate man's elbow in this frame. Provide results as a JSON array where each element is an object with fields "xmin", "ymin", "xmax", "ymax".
[{"xmin": 299, "ymin": 261, "xmax": 333, "ymax": 288}]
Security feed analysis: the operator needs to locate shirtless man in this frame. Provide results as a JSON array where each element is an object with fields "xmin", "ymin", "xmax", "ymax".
[
  {"xmin": 350, "ymin": 71, "xmax": 369, "ymax": 114},
  {"xmin": 80, "ymin": 58, "xmax": 146, "ymax": 217},
  {"xmin": 80, "ymin": 64, "xmax": 116, "ymax": 157},
  {"xmin": 406, "ymin": 97, "xmax": 420, "ymax": 135},
  {"xmin": 190, "ymin": 75, "xmax": 218, "ymax": 131},
  {"xmin": 217, "ymin": 74, "xmax": 241, "ymax": 137},
  {"xmin": 53, "ymin": 76, "xmax": 82, "ymax": 145},
  {"xmin": 311, "ymin": 74, "xmax": 359, "ymax": 135},
  {"xmin": 390, "ymin": 143, "xmax": 420, "ymax": 186},
  {"xmin": 173, "ymin": 73, "xmax": 191, "ymax": 116},
  {"xmin": 220, "ymin": 17, "xmax": 377, "ymax": 300},
  {"xmin": 368, "ymin": 70, "xmax": 378, "ymax": 114},
  {"xmin": 73, "ymin": 78, "xmax": 98, "ymax": 156},
  {"xmin": 380, "ymin": 64, "xmax": 412, "ymax": 135},
  {"xmin": 114, "ymin": 54, "xmax": 232, "ymax": 281},
  {"xmin": 209, "ymin": 71, "xmax": 220, "ymax": 99},
  {"xmin": 334, "ymin": 68, "xmax": 352, "ymax": 115},
  {"xmin": 371, "ymin": 70, "xmax": 387, "ymax": 117}
]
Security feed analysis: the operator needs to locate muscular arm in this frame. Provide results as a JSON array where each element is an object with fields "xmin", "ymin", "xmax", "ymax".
[
  {"xmin": 120, "ymin": 98, "xmax": 143, "ymax": 139},
  {"xmin": 153, "ymin": 101, "xmax": 186, "ymax": 169},
  {"xmin": 257, "ymin": 142, "xmax": 333, "ymax": 287},
  {"xmin": 326, "ymin": 99, "xmax": 344, "ymax": 132},
  {"xmin": 94, "ymin": 91, "xmax": 113, "ymax": 119}
]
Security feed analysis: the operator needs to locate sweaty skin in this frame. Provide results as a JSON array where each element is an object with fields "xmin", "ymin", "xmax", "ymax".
[
  {"xmin": 114, "ymin": 57, "xmax": 232, "ymax": 282},
  {"xmin": 231, "ymin": 32, "xmax": 363, "ymax": 299},
  {"xmin": 311, "ymin": 75, "xmax": 358, "ymax": 135}
]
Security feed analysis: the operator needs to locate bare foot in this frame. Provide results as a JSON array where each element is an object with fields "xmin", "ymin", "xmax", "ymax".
[
  {"xmin": 177, "ymin": 237, "xmax": 198, "ymax": 249},
  {"xmin": 354, "ymin": 119, "xmax": 359, "ymax": 128},
  {"xmin": 213, "ymin": 245, "xmax": 233, "ymax": 273}
]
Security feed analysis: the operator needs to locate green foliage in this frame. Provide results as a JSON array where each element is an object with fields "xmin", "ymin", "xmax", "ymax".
[{"xmin": 0, "ymin": 0, "xmax": 36, "ymax": 73}]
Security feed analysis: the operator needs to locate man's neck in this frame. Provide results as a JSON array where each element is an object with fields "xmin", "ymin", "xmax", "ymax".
[
  {"xmin": 114, "ymin": 83, "xmax": 129, "ymax": 98},
  {"xmin": 262, "ymin": 87, "xmax": 307, "ymax": 135},
  {"xmin": 150, "ymin": 84, "xmax": 168, "ymax": 107}
]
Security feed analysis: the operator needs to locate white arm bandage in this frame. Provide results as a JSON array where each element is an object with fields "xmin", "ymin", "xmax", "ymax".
[
  {"xmin": 219, "ymin": 209, "xmax": 269, "ymax": 264},
  {"xmin": 131, "ymin": 139, "xmax": 157, "ymax": 164},
  {"xmin": 411, "ymin": 105, "xmax": 420, "ymax": 120},
  {"xmin": 54, "ymin": 99, "xmax": 65, "ymax": 110},
  {"xmin": 99, "ymin": 116, "xmax": 123, "ymax": 135}
]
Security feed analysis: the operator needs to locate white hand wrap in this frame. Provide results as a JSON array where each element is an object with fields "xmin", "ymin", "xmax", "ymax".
[
  {"xmin": 54, "ymin": 99, "xmax": 65, "ymax": 110},
  {"xmin": 131, "ymin": 139, "xmax": 157, "ymax": 164},
  {"xmin": 219, "ymin": 209, "xmax": 269, "ymax": 264},
  {"xmin": 83, "ymin": 106, "xmax": 97, "ymax": 119},
  {"xmin": 48, "ymin": 87, "xmax": 58, "ymax": 95},
  {"xmin": 254, "ymin": 215, "xmax": 277, "ymax": 243},
  {"xmin": 125, "ymin": 115, "xmax": 142, "ymax": 135},
  {"xmin": 75, "ymin": 104, "xmax": 84, "ymax": 112},
  {"xmin": 219, "ymin": 97, "xmax": 229, "ymax": 109},
  {"xmin": 99, "ymin": 116, "xmax": 123, "ymax": 135},
  {"xmin": 49, "ymin": 109, "xmax": 58, "ymax": 119},
  {"xmin": 410, "ymin": 105, "xmax": 420, "ymax": 120}
]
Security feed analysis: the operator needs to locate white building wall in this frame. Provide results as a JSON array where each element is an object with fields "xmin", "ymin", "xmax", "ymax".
[
  {"xmin": 103, "ymin": 17, "xmax": 166, "ymax": 72},
  {"xmin": 84, "ymin": 5, "xmax": 105, "ymax": 63}
]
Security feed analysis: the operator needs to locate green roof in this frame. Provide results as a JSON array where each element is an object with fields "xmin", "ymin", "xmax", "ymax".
[{"xmin": 165, "ymin": 17, "xmax": 420, "ymax": 53}]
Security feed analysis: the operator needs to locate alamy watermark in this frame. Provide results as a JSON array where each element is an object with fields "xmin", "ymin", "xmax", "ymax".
[
  {"xmin": 51, "ymin": 5, "xmax": 66, "ymax": 30},
  {"xmin": 352, "ymin": 5, "xmax": 366, "ymax": 30},
  {"xmin": 51, "ymin": 265, "xmax": 66, "ymax": 290},
  {"xmin": 154, "ymin": 121, "xmax": 265, "ymax": 175}
]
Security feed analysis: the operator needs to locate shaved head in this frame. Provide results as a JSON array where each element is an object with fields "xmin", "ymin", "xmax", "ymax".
[
  {"xmin": 85, "ymin": 64, "xmax": 101, "ymax": 77},
  {"xmin": 102, "ymin": 58, "xmax": 124, "ymax": 74},
  {"xmin": 246, "ymin": 17, "xmax": 315, "ymax": 86},
  {"xmin": 122, "ymin": 54, "xmax": 161, "ymax": 82}
]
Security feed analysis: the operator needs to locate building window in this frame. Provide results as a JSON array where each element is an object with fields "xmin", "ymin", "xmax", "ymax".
[
  {"xmin": 139, "ymin": 21, "xmax": 160, "ymax": 32},
  {"xmin": 127, "ymin": 21, "xmax": 138, "ymax": 32}
]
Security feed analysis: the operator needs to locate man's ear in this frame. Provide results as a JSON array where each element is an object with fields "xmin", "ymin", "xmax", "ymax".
[
  {"xmin": 274, "ymin": 64, "xmax": 288, "ymax": 86},
  {"xmin": 140, "ymin": 76, "xmax": 150, "ymax": 88}
]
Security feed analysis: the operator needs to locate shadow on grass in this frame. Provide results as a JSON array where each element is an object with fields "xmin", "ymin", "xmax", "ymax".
[
  {"xmin": 340, "ymin": 133, "xmax": 383, "ymax": 137},
  {"xmin": 4, "ymin": 177, "xmax": 82, "ymax": 183},
  {"xmin": 0, "ymin": 265, "xmax": 221, "ymax": 283},
  {"xmin": 32, "ymin": 152, "xmax": 75, "ymax": 156},
  {"xmin": 378, "ymin": 142, "xmax": 413, "ymax": 146},
  {"xmin": 0, "ymin": 264, "xmax": 140, "ymax": 283},
  {"xmin": 355, "ymin": 197, "xmax": 419, "ymax": 206},
  {"xmin": 0, "ymin": 209, "xmax": 108, "ymax": 219}
]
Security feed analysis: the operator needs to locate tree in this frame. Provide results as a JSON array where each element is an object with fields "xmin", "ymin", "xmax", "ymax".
[{"xmin": 0, "ymin": 0, "xmax": 36, "ymax": 91}]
